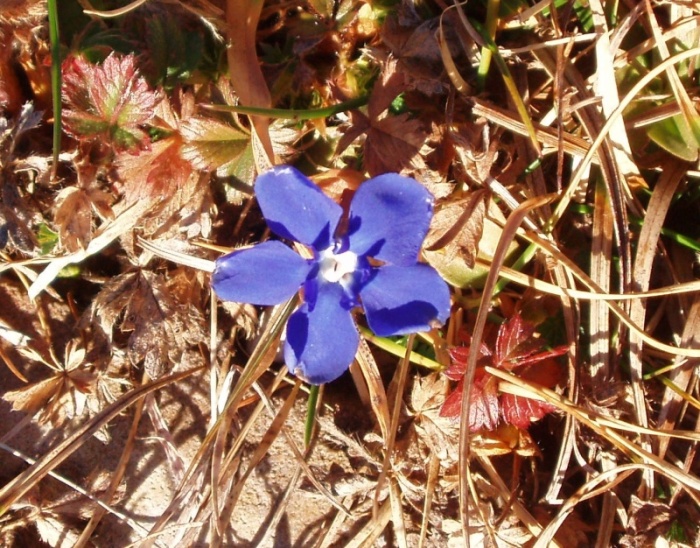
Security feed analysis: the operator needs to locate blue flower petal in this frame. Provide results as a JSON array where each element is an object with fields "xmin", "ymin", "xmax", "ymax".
[
  {"xmin": 284, "ymin": 282, "xmax": 359, "ymax": 384},
  {"xmin": 360, "ymin": 264, "xmax": 451, "ymax": 336},
  {"xmin": 212, "ymin": 241, "xmax": 311, "ymax": 305},
  {"xmin": 256, "ymin": 166, "xmax": 343, "ymax": 250},
  {"xmin": 347, "ymin": 174, "xmax": 434, "ymax": 266}
]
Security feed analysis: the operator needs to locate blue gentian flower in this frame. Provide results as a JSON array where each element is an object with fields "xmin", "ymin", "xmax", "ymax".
[{"xmin": 211, "ymin": 166, "xmax": 451, "ymax": 384}]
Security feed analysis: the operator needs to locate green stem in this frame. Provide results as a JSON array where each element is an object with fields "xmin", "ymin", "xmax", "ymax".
[
  {"xmin": 304, "ymin": 384, "xmax": 320, "ymax": 448},
  {"xmin": 48, "ymin": 0, "xmax": 61, "ymax": 181},
  {"xmin": 471, "ymin": 19, "xmax": 542, "ymax": 157},
  {"xmin": 202, "ymin": 95, "xmax": 369, "ymax": 121},
  {"xmin": 358, "ymin": 326, "xmax": 442, "ymax": 371},
  {"xmin": 476, "ymin": 0, "xmax": 500, "ymax": 91}
]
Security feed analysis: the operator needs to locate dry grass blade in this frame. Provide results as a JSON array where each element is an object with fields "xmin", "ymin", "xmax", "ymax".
[
  {"xmin": 588, "ymin": 0, "xmax": 639, "ymax": 178},
  {"xmin": 589, "ymin": 178, "xmax": 614, "ymax": 380},
  {"xmin": 481, "ymin": 258, "xmax": 700, "ymax": 302},
  {"xmin": 0, "ymin": 441, "xmax": 151, "ymax": 540},
  {"xmin": 439, "ymin": 4, "xmax": 472, "ymax": 95},
  {"xmin": 419, "ymin": 452, "xmax": 440, "ymax": 548},
  {"xmin": 211, "ymin": 379, "xmax": 302, "ymax": 546},
  {"xmin": 485, "ymin": 231, "xmax": 700, "ymax": 358},
  {"xmin": 533, "ymin": 466, "xmax": 638, "ymax": 548},
  {"xmin": 628, "ymin": 161, "xmax": 687, "ymax": 488},
  {"xmin": 137, "ymin": 237, "xmax": 216, "ymax": 273},
  {"xmin": 74, "ymin": 384, "xmax": 147, "ymax": 547},
  {"xmin": 374, "ymin": 335, "xmax": 415, "ymax": 548},
  {"xmin": 143, "ymin": 298, "xmax": 296, "ymax": 543},
  {"xmin": 354, "ymin": 338, "xmax": 391, "ymax": 440},
  {"xmin": 548, "ymin": 46, "xmax": 700, "ymax": 230},
  {"xmin": 0, "ymin": 366, "xmax": 204, "ymax": 518},
  {"xmin": 476, "ymin": 456, "xmax": 553, "ymax": 543},
  {"xmin": 471, "ymin": 99, "xmax": 599, "ymax": 162},
  {"xmin": 344, "ymin": 499, "xmax": 392, "ymax": 548},
  {"xmin": 656, "ymin": 297, "xmax": 700, "ymax": 460},
  {"xmin": 487, "ymin": 366, "xmax": 700, "ymax": 494},
  {"xmin": 29, "ymin": 201, "xmax": 150, "ymax": 298},
  {"xmin": 643, "ymin": 0, "xmax": 700, "ymax": 160},
  {"xmin": 81, "ymin": 0, "xmax": 150, "ymax": 18},
  {"xmin": 458, "ymin": 193, "xmax": 557, "ymax": 537}
]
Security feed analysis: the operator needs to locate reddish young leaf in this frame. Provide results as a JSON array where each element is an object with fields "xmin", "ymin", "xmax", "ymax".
[
  {"xmin": 62, "ymin": 53, "xmax": 161, "ymax": 151},
  {"xmin": 494, "ymin": 313, "xmax": 569, "ymax": 370},
  {"xmin": 440, "ymin": 311, "xmax": 567, "ymax": 431},
  {"xmin": 439, "ymin": 368, "xmax": 500, "ymax": 431},
  {"xmin": 500, "ymin": 393, "xmax": 556, "ymax": 429}
]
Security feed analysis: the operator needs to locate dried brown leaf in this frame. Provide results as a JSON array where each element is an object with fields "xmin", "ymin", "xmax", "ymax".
[
  {"xmin": 87, "ymin": 270, "xmax": 205, "ymax": 378},
  {"xmin": 338, "ymin": 57, "xmax": 428, "ymax": 176},
  {"xmin": 4, "ymin": 340, "xmax": 94, "ymax": 425},
  {"xmin": 54, "ymin": 187, "xmax": 92, "ymax": 252},
  {"xmin": 410, "ymin": 373, "xmax": 459, "ymax": 464},
  {"xmin": 381, "ymin": 13, "xmax": 450, "ymax": 95},
  {"xmin": 425, "ymin": 189, "xmax": 489, "ymax": 269}
]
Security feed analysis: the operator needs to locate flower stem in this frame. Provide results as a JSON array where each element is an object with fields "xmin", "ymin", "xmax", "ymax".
[
  {"xmin": 359, "ymin": 326, "xmax": 443, "ymax": 371},
  {"xmin": 305, "ymin": 384, "xmax": 320, "ymax": 448}
]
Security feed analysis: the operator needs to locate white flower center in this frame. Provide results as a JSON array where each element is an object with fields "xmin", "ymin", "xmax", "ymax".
[{"xmin": 319, "ymin": 248, "xmax": 358, "ymax": 284}]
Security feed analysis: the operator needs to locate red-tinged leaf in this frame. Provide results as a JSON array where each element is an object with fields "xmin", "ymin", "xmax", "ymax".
[
  {"xmin": 468, "ymin": 370, "xmax": 500, "ymax": 431},
  {"xmin": 445, "ymin": 343, "xmax": 491, "ymax": 380},
  {"xmin": 439, "ymin": 378, "xmax": 465, "ymax": 418},
  {"xmin": 495, "ymin": 313, "xmax": 537, "ymax": 367},
  {"xmin": 441, "ymin": 311, "xmax": 566, "ymax": 430},
  {"xmin": 520, "ymin": 358, "xmax": 565, "ymax": 387},
  {"xmin": 513, "ymin": 345, "xmax": 570, "ymax": 368},
  {"xmin": 500, "ymin": 393, "xmax": 556, "ymax": 429},
  {"xmin": 495, "ymin": 312, "xmax": 569, "ymax": 370},
  {"xmin": 62, "ymin": 53, "xmax": 161, "ymax": 151},
  {"xmin": 439, "ymin": 369, "xmax": 500, "ymax": 432}
]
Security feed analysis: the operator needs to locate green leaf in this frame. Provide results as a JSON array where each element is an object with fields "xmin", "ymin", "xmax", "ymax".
[
  {"xmin": 36, "ymin": 224, "xmax": 59, "ymax": 255},
  {"xmin": 647, "ymin": 113, "xmax": 700, "ymax": 162},
  {"xmin": 180, "ymin": 116, "xmax": 251, "ymax": 174}
]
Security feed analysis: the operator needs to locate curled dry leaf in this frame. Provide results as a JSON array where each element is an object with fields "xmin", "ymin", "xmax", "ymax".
[
  {"xmin": 4, "ymin": 340, "xmax": 93, "ymax": 426},
  {"xmin": 424, "ymin": 189, "xmax": 490, "ymax": 269}
]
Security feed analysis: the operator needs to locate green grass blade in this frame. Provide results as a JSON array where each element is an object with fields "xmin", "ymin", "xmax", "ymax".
[{"xmin": 48, "ymin": 0, "xmax": 61, "ymax": 181}]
